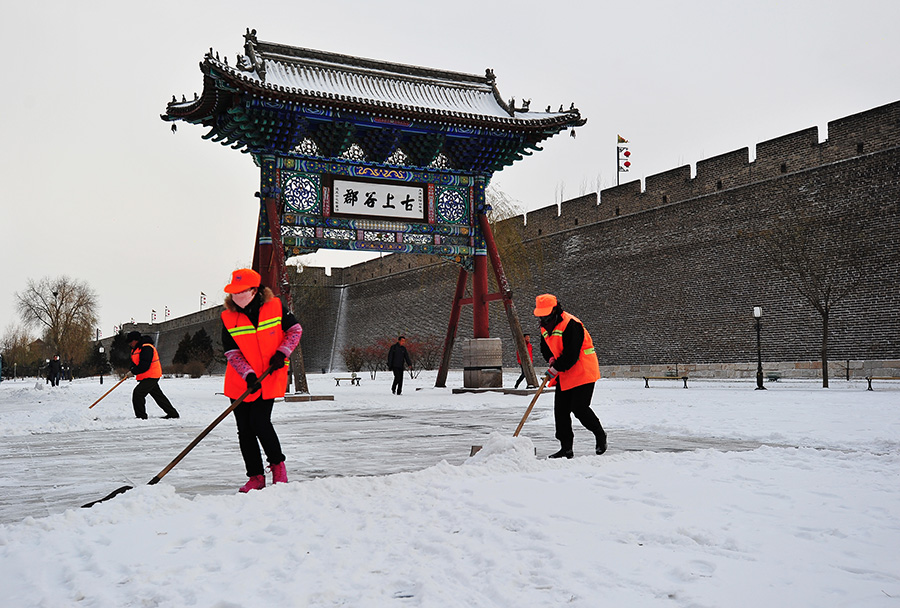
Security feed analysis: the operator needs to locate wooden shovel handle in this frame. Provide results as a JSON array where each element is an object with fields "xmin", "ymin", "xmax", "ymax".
[
  {"xmin": 88, "ymin": 373, "xmax": 132, "ymax": 409},
  {"xmin": 513, "ymin": 374, "xmax": 550, "ymax": 437},
  {"xmin": 147, "ymin": 366, "xmax": 274, "ymax": 484}
]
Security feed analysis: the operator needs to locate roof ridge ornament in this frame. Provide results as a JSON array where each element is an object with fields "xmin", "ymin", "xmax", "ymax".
[{"xmin": 237, "ymin": 27, "xmax": 267, "ymax": 82}]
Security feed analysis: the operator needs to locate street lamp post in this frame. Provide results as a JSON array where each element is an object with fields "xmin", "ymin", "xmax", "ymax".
[
  {"xmin": 96, "ymin": 328, "xmax": 103, "ymax": 384},
  {"xmin": 753, "ymin": 306, "xmax": 766, "ymax": 390}
]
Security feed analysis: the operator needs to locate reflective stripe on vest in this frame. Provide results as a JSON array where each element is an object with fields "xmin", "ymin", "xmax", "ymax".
[
  {"xmin": 540, "ymin": 312, "xmax": 601, "ymax": 390},
  {"xmin": 221, "ymin": 298, "xmax": 288, "ymax": 400},
  {"xmin": 131, "ymin": 344, "xmax": 162, "ymax": 381}
]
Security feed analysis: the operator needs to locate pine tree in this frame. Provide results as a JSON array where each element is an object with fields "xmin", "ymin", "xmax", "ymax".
[
  {"xmin": 188, "ymin": 328, "xmax": 214, "ymax": 369},
  {"xmin": 109, "ymin": 331, "xmax": 132, "ymax": 375},
  {"xmin": 172, "ymin": 332, "xmax": 193, "ymax": 366},
  {"xmin": 87, "ymin": 342, "xmax": 111, "ymax": 376}
]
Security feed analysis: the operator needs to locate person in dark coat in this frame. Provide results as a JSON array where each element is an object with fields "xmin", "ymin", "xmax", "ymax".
[
  {"xmin": 387, "ymin": 336, "xmax": 412, "ymax": 395},
  {"xmin": 127, "ymin": 331, "xmax": 179, "ymax": 419},
  {"xmin": 48, "ymin": 355, "xmax": 62, "ymax": 387}
]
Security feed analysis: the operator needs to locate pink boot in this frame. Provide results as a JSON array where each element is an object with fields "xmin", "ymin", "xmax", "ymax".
[
  {"xmin": 239, "ymin": 474, "xmax": 266, "ymax": 493},
  {"xmin": 271, "ymin": 461, "xmax": 288, "ymax": 484}
]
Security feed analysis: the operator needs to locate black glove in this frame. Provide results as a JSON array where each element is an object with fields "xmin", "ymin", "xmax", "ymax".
[
  {"xmin": 129, "ymin": 366, "xmax": 138, "ymax": 375},
  {"xmin": 245, "ymin": 372, "xmax": 262, "ymax": 392},
  {"xmin": 269, "ymin": 351, "xmax": 286, "ymax": 370}
]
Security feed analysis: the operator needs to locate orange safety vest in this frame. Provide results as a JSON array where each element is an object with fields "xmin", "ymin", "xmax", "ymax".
[
  {"xmin": 131, "ymin": 344, "xmax": 162, "ymax": 381},
  {"xmin": 540, "ymin": 312, "xmax": 601, "ymax": 390},
  {"xmin": 221, "ymin": 298, "xmax": 289, "ymax": 401}
]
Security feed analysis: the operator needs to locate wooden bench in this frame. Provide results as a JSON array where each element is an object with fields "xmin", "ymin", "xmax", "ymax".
[
  {"xmin": 643, "ymin": 376, "xmax": 689, "ymax": 388},
  {"xmin": 865, "ymin": 376, "xmax": 900, "ymax": 391},
  {"xmin": 334, "ymin": 376, "xmax": 361, "ymax": 386}
]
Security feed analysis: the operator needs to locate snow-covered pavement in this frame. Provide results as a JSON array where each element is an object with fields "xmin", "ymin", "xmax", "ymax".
[{"xmin": 1, "ymin": 372, "xmax": 898, "ymax": 607}]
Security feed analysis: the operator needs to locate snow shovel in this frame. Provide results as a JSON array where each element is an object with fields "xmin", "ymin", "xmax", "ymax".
[
  {"xmin": 88, "ymin": 373, "xmax": 132, "ymax": 409},
  {"xmin": 469, "ymin": 374, "xmax": 551, "ymax": 456},
  {"xmin": 82, "ymin": 367, "xmax": 274, "ymax": 508}
]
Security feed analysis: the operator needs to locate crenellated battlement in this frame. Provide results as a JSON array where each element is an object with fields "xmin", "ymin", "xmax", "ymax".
[
  {"xmin": 754, "ymin": 126, "xmax": 820, "ymax": 179},
  {"xmin": 596, "ymin": 100, "xmax": 900, "ymax": 220},
  {"xmin": 320, "ymin": 100, "xmax": 900, "ymax": 282},
  {"xmin": 694, "ymin": 147, "xmax": 751, "ymax": 193}
]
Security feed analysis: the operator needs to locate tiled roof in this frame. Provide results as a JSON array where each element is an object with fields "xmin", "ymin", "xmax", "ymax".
[
  {"xmin": 165, "ymin": 30, "xmax": 584, "ymax": 131},
  {"xmin": 161, "ymin": 31, "xmax": 585, "ymax": 172}
]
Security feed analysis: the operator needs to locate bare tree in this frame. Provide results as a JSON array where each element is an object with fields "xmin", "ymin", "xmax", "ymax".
[
  {"xmin": 15, "ymin": 276, "xmax": 99, "ymax": 367},
  {"xmin": 485, "ymin": 185, "xmax": 544, "ymax": 286},
  {"xmin": 1, "ymin": 323, "xmax": 35, "ymax": 376},
  {"xmin": 763, "ymin": 207, "xmax": 881, "ymax": 387}
]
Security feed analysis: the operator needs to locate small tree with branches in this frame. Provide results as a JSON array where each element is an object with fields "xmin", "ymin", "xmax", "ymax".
[
  {"xmin": 1, "ymin": 324, "xmax": 35, "ymax": 378},
  {"xmin": 109, "ymin": 331, "xmax": 133, "ymax": 377},
  {"xmin": 340, "ymin": 346, "xmax": 365, "ymax": 374},
  {"xmin": 405, "ymin": 334, "xmax": 442, "ymax": 377},
  {"xmin": 762, "ymin": 204, "xmax": 883, "ymax": 387},
  {"xmin": 485, "ymin": 185, "xmax": 543, "ymax": 286}
]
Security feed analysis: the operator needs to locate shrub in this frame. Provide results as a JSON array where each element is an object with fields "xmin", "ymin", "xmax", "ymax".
[
  {"xmin": 184, "ymin": 360, "xmax": 207, "ymax": 379},
  {"xmin": 340, "ymin": 346, "xmax": 364, "ymax": 373}
]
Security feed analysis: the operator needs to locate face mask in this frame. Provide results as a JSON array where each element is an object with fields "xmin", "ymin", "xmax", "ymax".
[{"xmin": 232, "ymin": 289, "xmax": 256, "ymax": 308}]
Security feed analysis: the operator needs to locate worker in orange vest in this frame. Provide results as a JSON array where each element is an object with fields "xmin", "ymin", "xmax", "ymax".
[
  {"xmin": 534, "ymin": 293, "xmax": 607, "ymax": 458},
  {"xmin": 221, "ymin": 268, "xmax": 302, "ymax": 493},
  {"xmin": 127, "ymin": 331, "xmax": 179, "ymax": 420}
]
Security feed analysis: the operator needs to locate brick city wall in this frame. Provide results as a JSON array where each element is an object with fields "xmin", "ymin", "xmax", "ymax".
[
  {"xmin": 133, "ymin": 101, "xmax": 900, "ymax": 380},
  {"xmin": 309, "ymin": 100, "xmax": 900, "ymax": 376}
]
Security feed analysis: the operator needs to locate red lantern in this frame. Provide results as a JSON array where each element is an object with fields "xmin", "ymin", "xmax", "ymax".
[
  {"xmin": 624, "ymin": 150, "xmax": 631, "ymax": 157},
  {"xmin": 624, "ymin": 161, "xmax": 631, "ymax": 168}
]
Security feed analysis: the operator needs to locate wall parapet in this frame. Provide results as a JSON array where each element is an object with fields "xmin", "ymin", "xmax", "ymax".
[{"xmin": 292, "ymin": 100, "xmax": 900, "ymax": 284}]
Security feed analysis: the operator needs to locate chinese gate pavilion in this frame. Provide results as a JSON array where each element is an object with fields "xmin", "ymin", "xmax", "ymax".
[{"xmin": 161, "ymin": 29, "xmax": 585, "ymax": 387}]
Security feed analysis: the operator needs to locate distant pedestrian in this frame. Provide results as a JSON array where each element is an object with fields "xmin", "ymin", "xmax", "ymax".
[
  {"xmin": 127, "ymin": 331, "xmax": 180, "ymax": 420},
  {"xmin": 514, "ymin": 334, "xmax": 535, "ymax": 389},
  {"xmin": 534, "ymin": 293, "xmax": 607, "ymax": 459},
  {"xmin": 387, "ymin": 336, "xmax": 412, "ymax": 395},
  {"xmin": 48, "ymin": 355, "xmax": 61, "ymax": 387},
  {"xmin": 221, "ymin": 268, "xmax": 302, "ymax": 493}
]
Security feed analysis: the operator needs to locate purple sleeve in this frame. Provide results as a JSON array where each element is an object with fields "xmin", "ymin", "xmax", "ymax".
[
  {"xmin": 225, "ymin": 349, "xmax": 255, "ymax": 379},
  {"xmin": 277, "ymin": 323, "xmax": 303, "ymax": 357}
]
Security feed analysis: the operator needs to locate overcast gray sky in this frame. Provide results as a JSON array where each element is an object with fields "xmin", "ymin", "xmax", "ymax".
[{"xmin": 2, "ymin": 0, "xmax": 899, "ymax": 339}]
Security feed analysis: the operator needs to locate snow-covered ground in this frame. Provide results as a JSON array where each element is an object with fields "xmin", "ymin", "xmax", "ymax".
[{"xmin": 0, "ymin": 371, "xmax": 898, "ymax": 607}]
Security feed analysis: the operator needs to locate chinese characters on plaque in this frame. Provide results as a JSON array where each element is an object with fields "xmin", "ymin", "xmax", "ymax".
[{"xmin": 332, "ymin": 179, "xmax": 425, "ymax": 221}]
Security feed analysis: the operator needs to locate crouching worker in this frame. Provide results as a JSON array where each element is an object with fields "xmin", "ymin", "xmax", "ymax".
[
  {"xmin": 221, "ymin": 268, "xmax": 302, "ymax": 493},
  {"xmin": 534, "ymin": 293, "xmax": 607, "ymax": 459}
]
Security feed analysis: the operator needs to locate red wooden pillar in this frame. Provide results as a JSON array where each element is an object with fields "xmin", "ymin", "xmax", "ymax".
[
  {"xmin": 435, "ymin": 267, "xmax": 468, "ymax": 388},
  {"xmin": 472, "ymin": 176, "xmax": 490, "ymax": 338},
  {"xmin": 252, "ymin": 158, "xmax": 287, "ymax": 300},
  {"xmin": 472, "ymin": 253, "xmax": 490, "ymax": 338}
]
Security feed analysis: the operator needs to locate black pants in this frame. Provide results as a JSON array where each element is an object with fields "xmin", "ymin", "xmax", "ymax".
[
  {"xmin": 391, "ymin": 368, "xmax": 405, "ymax": 394},
  {"xmin": 233, "ymin": 398, "xmax": 285, "ymax": 477},
  {"xmin": 133, "ymin": 378, "xmax": 179, "ymax": 418},
  {"xmin": 515, "ymin": 365, "xmax": 527, "ymax": 388},
  {"xmin": 553, "ymin": 381, "xmax": 605, "ymax": 450}
]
